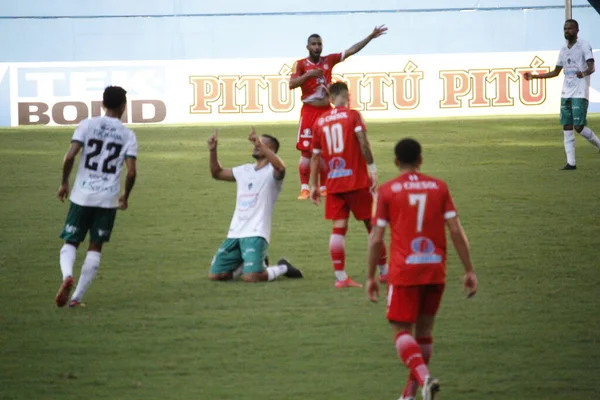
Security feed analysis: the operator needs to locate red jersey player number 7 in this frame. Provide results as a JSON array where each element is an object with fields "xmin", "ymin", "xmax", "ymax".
[
  {"xmin": 289, "ymin": 25, "xmax": 387, "ymax": 200},
  {"xmin": 366, "ymin": 138, "xmax": 478, "ymax": 400}
]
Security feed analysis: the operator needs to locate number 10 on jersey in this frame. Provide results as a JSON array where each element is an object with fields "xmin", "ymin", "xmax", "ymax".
[{"xmin": 323, "ymin": 123, "xmax": 344, "ymax": 154}]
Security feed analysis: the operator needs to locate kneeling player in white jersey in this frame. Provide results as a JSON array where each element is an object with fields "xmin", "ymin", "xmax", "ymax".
[
  {"xmin": 55, "ymin": 86, "xmax": 138, "ymax": 307},
  {"xmin": 207, "ymin": 127, "xmax": 303, "ymax": 282}
]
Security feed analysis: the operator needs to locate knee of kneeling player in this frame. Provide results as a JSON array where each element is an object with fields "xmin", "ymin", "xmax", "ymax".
[
  {"xmin": 242, "ymin": 272, "xmax": 266, "ymax": 282},
  {"xmin": 208, "ymin": 273, "xmax": 231, "ymax": 281}
]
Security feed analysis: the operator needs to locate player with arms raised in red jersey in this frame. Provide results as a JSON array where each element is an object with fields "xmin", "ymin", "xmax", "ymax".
[
  {"xmin": 309, "ymin": 82, "xmax": 388, "ymax": 288},
  {"xmin": 367, "ymin": 139, "xmax": 478, "ymax": 400},
  {"xmin": 289, "ymin": 25, "xmax": 387, "ymax": 200}
]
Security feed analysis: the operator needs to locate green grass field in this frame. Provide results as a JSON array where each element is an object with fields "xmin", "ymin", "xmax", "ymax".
[{"xmin": 1, "ymin": 116, "xmax": 599, "ymax": 400}]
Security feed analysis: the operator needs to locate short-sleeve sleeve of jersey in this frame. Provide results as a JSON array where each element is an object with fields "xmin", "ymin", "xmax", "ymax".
[
  {"xmin": 556, "ymin": 48, "xmax": 565, "ymax": 67},
  {"xmin": 231, "ymin": 165, "xmax": 244, "ymax": 181},
  {"xmin": 290, "ymin": 59, "xmax": 304, "ymax": 79},
  {"xmin": 583, "ymin": 41, "xmax": 594, "ymax": 61},
  {"xmin": 327, "ymin": 53, "xmax": 344, "ymax": 67},
  {"xmin": 352, "ymin": 110, "xmax": 367, "ymax": 133},
  {"xmin": 373, "ymin": 186, "xmax": 391, "ymax": 227},
  {"xmin": 125, "ymin": 131, "xmax": 138, "ymax": 159},
  {"xmin": 444, "ymin": 184, "xmax": 458, "ymax": 220},
  {"xmin": 72, "ymin": 119, "xmax": 88, "ymax": 144}
]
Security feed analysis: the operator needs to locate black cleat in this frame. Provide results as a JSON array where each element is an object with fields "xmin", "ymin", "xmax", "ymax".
[
  {"xmin": 277, "ymin": 258, "xmax": 303, "ymax": 278},
  {"xmin": 560, "ymin": 164, "xmax": 577, "ymax": 170}
]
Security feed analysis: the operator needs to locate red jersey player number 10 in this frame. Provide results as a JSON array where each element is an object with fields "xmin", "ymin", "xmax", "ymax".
[{"xmin": 323, "ymin": 123, "xmax": 345, "ymax": 154}]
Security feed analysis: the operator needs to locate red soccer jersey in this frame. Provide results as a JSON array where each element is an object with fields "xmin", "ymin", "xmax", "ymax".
[
  {"xmin": 373, "ymin": 172, "xmax": 458, "ymax": 286},
  {"xmin": 290, "ymin": 53, "xmax": 344, "ymax": 102},
  {"xmin": 312, "ymin": 106, "xmax": 370, "ymax": 194}
]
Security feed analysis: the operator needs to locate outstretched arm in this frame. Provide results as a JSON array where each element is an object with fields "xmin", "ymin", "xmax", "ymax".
[
  {"xmin": 344, "ymin": 25, "xmax": 387, "ymax": 59},
  {"xmin": 207, "ymin": 129, "xmax": 235, "ymax": 182},
  {"xmin": 57, "ymin": 142, "xmax": 82, "ymax": 202},
  {"xmin": 524, "ymin": 66, "xmax": 563, "ymax": 80}
]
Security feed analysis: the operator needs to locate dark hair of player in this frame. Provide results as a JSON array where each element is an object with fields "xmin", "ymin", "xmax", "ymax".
[
  {"xmin": 395, "ymin": 138, "xmax": 422, "ymax": 165},
  {"xmin": 103, "ymin": 86, "xmax": 127, "ymax": 110},
  {"xmin": 262, "ymin": 134, "xmax": 280, "ymax": 153},
  {"xmin": 329, "ymin": 81, "xmax": 348, "ymax": 97},
  {"xmin": 307, "ymin": 34, "xmax": 321, "ymax": 43},
  {"xmin": 565, "ymin": 19, "xmax": 579, "ymax": 29}
]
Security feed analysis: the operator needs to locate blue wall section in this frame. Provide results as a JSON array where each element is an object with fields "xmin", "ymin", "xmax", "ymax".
[{"xmin": 0, "ymin": 1, "xmax": 598, "ymax": 62}]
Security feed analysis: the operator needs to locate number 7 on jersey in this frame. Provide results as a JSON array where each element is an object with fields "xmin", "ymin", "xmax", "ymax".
[{"xmin": 409, "ymin": 193, "xmax": 427, "ymax": 233}]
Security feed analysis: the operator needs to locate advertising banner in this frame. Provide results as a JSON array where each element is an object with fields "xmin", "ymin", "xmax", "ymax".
[{"xmin": 4, "ymin": 50, "xmax": 599, "ymax": 127}]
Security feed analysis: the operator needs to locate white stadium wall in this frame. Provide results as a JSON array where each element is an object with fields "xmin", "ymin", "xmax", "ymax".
[{"xmin": 0, "ymin": 1, "xmax": 599, "ymax": 126}]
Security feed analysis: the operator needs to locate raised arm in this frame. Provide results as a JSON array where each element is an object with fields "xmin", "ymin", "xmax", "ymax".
[
  {"xmin": 248, "ymin": 128, "xmax": 286, "ymax": 180},
  {"xmin": 344, "ymin": 25, "xmax": 387, "ymax": 59},
  {"xmin": 207, "ymin": 129, "xmax": 235, "ymax": 182},
  {"xmin": 57, "ymin": 142, "xmax": 83, "ymax": 202}
]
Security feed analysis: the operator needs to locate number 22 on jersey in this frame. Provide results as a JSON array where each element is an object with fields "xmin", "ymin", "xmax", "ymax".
[
  {"xmin": 323, "ymin": 123, "xmax": 344, "ymax": 154},
  {"xmin": 84, "ymin": 139, "xmax": 123, "ymax": 174}
]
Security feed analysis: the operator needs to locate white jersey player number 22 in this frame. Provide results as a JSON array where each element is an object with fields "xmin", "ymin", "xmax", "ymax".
[{"xmin": 84, "ymin": 138, "xmax": 123, "ymax": 174}]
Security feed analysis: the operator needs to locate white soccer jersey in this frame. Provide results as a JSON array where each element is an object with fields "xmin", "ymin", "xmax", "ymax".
[
  {"xmin": 69, "ymin": 116, "xmax": 138, "ymax": 208},
  {"xmin": 227, "ymin": 163, "xmax": 283, "ymax": 243},
  {"xmin": 557, "ymin": 39, "xmax": 595, "ymax": 99}
]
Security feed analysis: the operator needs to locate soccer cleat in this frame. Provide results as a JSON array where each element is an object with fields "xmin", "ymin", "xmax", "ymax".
[
  {"xmin": 277, "ymin": 258, "xmax": 304, "ymax": 278},
  {"xmin": 335, "ymin": 278, "xmax": 363, "ymax": 288},
  {"xmin": 560, "ymin": 164, "xmax": 577, "ymax": 170},
  {"xmin": 320, "ymin": 189, "xmax": 327, "ymax": 196},
  {"xmin": 55, "ymin": 276, "xmax": 74, "ymax": 308},
  {"xmin": 68, "ymin": 300, "xmax": 85, "ymax": 308},
  {"xmin": 297, "ymin": 189, "xmax": 310, "ymax": 200},
  {"xmin": 379, "ymin": 274, "xmax": 388, "ymax": 284},
  {"xmin": 421, "ymin": 376, "xmax": 440, "ymax": 400},
  {"xmin": 398, "ymin": 397, "xmax": 415, "ymax": 400}
]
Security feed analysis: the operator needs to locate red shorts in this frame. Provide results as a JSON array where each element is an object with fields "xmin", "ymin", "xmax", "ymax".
[
  {"xmin": 296, "ymin": 103, "xmax": 331, "ymax": 152},
  {"xmin": 386, "ymin": 284, "xmax": 445, "ymax": 323},
  {"xmin": 325, "ymin": 188, "xmax": 373, "ymax": 221}
]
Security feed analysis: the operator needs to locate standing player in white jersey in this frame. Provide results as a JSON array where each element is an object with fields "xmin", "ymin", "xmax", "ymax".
[
  {"xmin": 55, "ymin": 86, "xmax": 138, "ymax": 308},
  {"xmin": 207, "ymin": 127, "xmax": 304, "ymax": 282},
  {"xmin": 525, "ymin": 19, "xmax": 599, "ymax": 170}
]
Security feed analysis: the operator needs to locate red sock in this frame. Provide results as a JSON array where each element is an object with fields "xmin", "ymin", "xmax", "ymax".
[
  {"xmin": 329, "ymin": 227, "xmax": 347, "ymax": 278},
  {"xmin": 395, "ymin": 331, "xmax": 430, "ymax": 386},
  {"xmin": 402, "ymin": 337, "xmax": 433, "ymax": 398},
  {"xmin": 298, "ymin": 155, "xmax": 310, "ymax": 188},
  {"xmin": 319, "ymin": 157, "xmax": 329, "ymax": 189}
]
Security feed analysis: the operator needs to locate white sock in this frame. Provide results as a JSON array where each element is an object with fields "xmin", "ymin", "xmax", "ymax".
[
  {"xmin": 60, "ymin": 244, "xmax": 77, "ymax": 280},
  {"xmin": 71, "ymin": 251, "xmax": 101, "ymax": 302},
  {"xmin": 266, "ymin": 264, "xmax": 288, "ymax": 281},
  {"xmin": 232, "ymin": 264, "xmax": 244, "ymax": 279},
  {"xmin": 564, "ymin": 130, "xmax": 576, "ymax": 166},
  {"xmin": 301, "ymin": 184, "xmax": 310, "ymax": 191},
  {"xmin": 334, "ymin": 270, "xmax": 348, "ymax": 281},
  {"xmin": 378, "ymin": 264, "xmax": 389, "ymax": 276},
  {"xmin": 579, "ymin": 127, "xmax": 600, "ymax": 149}
]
